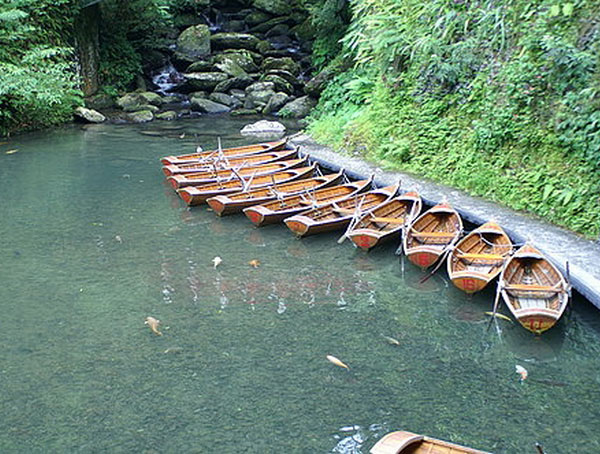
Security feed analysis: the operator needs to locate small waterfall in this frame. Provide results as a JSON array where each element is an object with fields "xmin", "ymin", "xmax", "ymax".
[{"xmin": 151, "ymin": 63, "xmax": 185, "ymax": 96}]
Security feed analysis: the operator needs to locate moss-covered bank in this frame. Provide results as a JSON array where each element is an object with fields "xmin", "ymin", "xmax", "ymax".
[{"xmin": 305, "ymin": 0, "xmax": 600, "ymax": 238}]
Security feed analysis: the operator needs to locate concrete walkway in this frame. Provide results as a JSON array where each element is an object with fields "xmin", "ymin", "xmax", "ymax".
[{"xmin": 290, "ymin": 134, "xmax": 600, "ymax": 310}]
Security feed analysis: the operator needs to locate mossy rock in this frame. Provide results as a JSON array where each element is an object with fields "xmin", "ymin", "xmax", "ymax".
[
  {"xmin": 139, "ymin": 91, "xmax": 163, "ymax": 106},
  {"xmin": 190, "ymin": 97, "xmax": 230, "ymax": 113},
  {"xmin": 209, "ymin": 92, "xmax": 242, "ymax": 109},
  {"xmin": 183, "ymin": 72, "xmax": 229, "ymax": 91},
  {"xmin": 213, "ymin": 51, "xmax": 259, "ymax": 73},
  {"xmin": 215, "ymin": 76, "xmax": 255, "ymax": 92},
  {"xmin": 245, "ymin": 10, "xmax": 272, "ymax": 26},
  {"xmin": 261, "ymin": 74, "xmax": 294, "ymax": 95},
  {"xmin": 116, "ymin": 93, "xmax": 148, "ymax": 111},
  {"xmin": 211, "ymin": 33, "xmax": 260, "ymax": 51},
  {"xmin": 252, "ymin": 0, "xmax": 291, "ymax": 16},
  {"xmin": 155, "ymin": 111, "xmax": 178, "ymax": 121},
  {"xmin": 256, "ymin": 40, "xmax": 274, "ymax": 55},
  {"xmin": 176, "ymin": 24, "xmax": 211, "ymax": 59},
  {"xmin": 230, "ymin": 108, "xmax": 260, "ymax": 116},
  {"xmin": 186, "ymin": 60, "xmax": 215, "ymax": 73},
  {"xmin": 265, "ymin": 69, "xmax": 301, "ymax": 88},
  {"xmin": 279, "ymin": 95, "xmax": 317, "ymax": 118},
  {"xmin": 249, "ymin": 17, "xmax": 289, "ymax": 34},
  {"xmin": 127, "ymin": 110, "xmax": 154, "ymax": 123},
  {"xmin": 215, "ymin": 60, "xmax": 248, "ymax": 78},
  {"xmin": 262, "ymin": 92, "xmax": 290, "ymax": 114},
  {"xmin": 262, "ymin": 57, "xmax": 300, "ymax": 75},
  {"xmin": 74, "ymin": 107, "xmax": 106, "ymax": 123}
]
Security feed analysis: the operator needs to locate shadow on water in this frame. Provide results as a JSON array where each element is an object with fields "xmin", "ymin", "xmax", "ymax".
[{"xmin": 1, "ymin": 118, "xmax": 600, "ymax": 453}]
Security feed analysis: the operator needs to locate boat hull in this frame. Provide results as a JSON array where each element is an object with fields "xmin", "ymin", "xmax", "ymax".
[
  {"xmin": 177, "ymin": 166, "xmax": 316, "ymax": 206},
  {"xmin": 160, "ymin": 140, "xmax": 287, "ymax": 165}
]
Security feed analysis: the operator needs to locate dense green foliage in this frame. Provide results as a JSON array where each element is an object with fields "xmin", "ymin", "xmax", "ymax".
[
  {"xmin": 0, "ymin": 0, "xmax": 82, "ymax": 135},
  {"xmin": 306, "ymin": 0, "xmax": 600, "ymax": 237},
  {"xmin": 98, "ymin": 0, "xmax": 172, "ymax": 93}
]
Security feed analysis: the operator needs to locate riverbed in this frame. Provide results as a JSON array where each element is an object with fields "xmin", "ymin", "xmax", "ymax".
[{"xmin": 1, "ymin": 116, "xmax": 599, "ymax": 453}]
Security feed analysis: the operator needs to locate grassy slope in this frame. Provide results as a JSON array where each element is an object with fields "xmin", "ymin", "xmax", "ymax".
[{"xmin": 306, "ymin": 0, "xmax": 600, "ymax": 238}]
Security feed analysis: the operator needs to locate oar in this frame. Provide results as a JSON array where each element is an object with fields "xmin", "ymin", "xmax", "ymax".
[
  {"xmin": 418, "ymin": 246, "xmax": 452, "ymax": 284},
  {"xmin": 486, "ymin": 280, "xmax": 504, "ymax": 332}
]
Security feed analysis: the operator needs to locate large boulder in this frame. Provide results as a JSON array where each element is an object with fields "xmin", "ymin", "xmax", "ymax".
[
  {"xmin": 279, "ymin": 96, "xmax": 317, "ymax": 118},
  {"xmin": 245, "ymin": 82, "xmax": 276, "ymax": 108},
  {"xmin": 252, "ymin": 0, "xmax": 291, "ymax": 16},
  {"xmin": 249, "ymin": 17, "xmax": 289, "ymax": 34},
  {"xmin": 240, "ymin": 120, "xmax": 286, "ymax": 136},
  {"xmin": 305, "ymin": 68, "xmax": 335, "ymax": 98},
  {"xmin": 209, "ymin": 92, "xmax": 243, "ymax": 109},
  {"xmin": 262, "ymin": 92, "xmax": 290, "ymax": 114},
  {"xmin": 155, "ymin": 111, "xmax": 178, "ymax": 121},
  {"xmin": 186, "ymin": 60, "xmax": 215, "ymax": 72},
  {"xmin": 215, "ymin": 59, "xmax": 248, "ymax": 78},
  {"xmin": 183, "ymin": 72, "xmax": 229, "ymax": 91},
  {"xmin": 261, "ymin": 74, "xmax": 293, "ymax": 95},
  {"xmin": 190, "ymin": 97, "xmax": 230, "ymax": 113},
  {"xmin": 266, "ymin": 69, "xmax": 300, "ymax": 87},
  {"xmin": 211, "ymin": 33, "xmax": 260, "ymax": 52},
  {"xmin": 139, "ymin": 91, "xmax": 163, "ymax": 106},
  {"xmin": 74, "ymin": 106, "xmax": 106, "ymax": 123},
  {"xmin": 214, "ymin": 76, "xmax": 255, "ymax": 92},
  {"xmin": 176, "ymin": 24, "xmax": 211, "ymax": 60},
  {"xmin": 116, "ymin": 93, "xmax": 148, "ymax": 112},
  {"xmin": 126, "ymin": 110, "xmax": 154, "ymax": 123},
  {"xmin": 262, "ymin": 57, "xmax": 300, "ymax": 76},
  {"xmin": 213, "ymin": 51, "xmax": 260, "ymax": 73},
  {"xmin": 245, "ymin": 10, "xmax": 272, "ymax": 26}
]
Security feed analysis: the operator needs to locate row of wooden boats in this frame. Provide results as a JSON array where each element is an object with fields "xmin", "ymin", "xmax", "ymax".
[{"xmin": 159, "ymin": 139, "xmax": 571, "ymax": 335}]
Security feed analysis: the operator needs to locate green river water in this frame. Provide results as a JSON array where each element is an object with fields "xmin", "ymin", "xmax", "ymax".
[{"xmin": 1, "ymin": 116, "xmax": 599, "ymax": 454}]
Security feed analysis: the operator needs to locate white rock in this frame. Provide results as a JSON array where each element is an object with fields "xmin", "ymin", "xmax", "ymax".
[{"xmin": 240, "ymin": 120, "xmax": 286, "ymax": 136}]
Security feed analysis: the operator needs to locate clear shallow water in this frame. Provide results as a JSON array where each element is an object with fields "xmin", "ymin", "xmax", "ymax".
[{"xmin": 1, "ymin": 117, "xmax": 599, "ymax": 454}]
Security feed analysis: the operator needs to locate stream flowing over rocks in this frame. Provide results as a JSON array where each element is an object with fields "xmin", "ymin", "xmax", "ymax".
[{"xmin": 85, "ymin": 1, "xmax": 327, "ymax": 124}]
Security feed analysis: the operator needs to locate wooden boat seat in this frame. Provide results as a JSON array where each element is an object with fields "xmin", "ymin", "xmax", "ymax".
[
  {"xmin": 456, "ymin": 253, "xmax": 505, "ymax": 260},
  {"xmin": 504, "ymin": 284, "xmax": 561, "ymax": 292},
  {"xmin": 410, "ymin": 231, "xmax": 456, "ymax": 238}
]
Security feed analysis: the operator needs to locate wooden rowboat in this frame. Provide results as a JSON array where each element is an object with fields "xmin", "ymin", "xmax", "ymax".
[
  {"xmin": 500, "ymin": 243, "xmax": 569, "ymax": 334},
  {"xmin": 448, "ymin": 221, "xmax": 513, "ymax": 293},
  {"xmin": 161, "ymin": 148, "xmax": 298, "ymax": 176},
  {"xmin": 206, "ymin": 170, "xmax": 344, "ymax": 216},
  {"xmin": 284, "ymin": 183, "xmax": 399, "ymax": 237},
  {"xmin": 160, "ymin": 139, "xmax": 287, "ymax": 165},
  {"xmin": 403, "ymin": 202, "xmax": 463, "ymax": 269},
  {"xmin": 370, "ymin": 430, "xmax": 490, "ymax": 454},
  {"xmin": 243, "ymin": 177, "xmax": 373, "ymax": 227},
  {"xmin": 167, "ymin": 158, "xmax": 308, "ymax": 189},
  {"xmin": 347, "ymin": 191, "xmax": 422, "ymax": 250},
  {"xmin": 177, "ymin": 165, "xmax": 317, "ymax": 206}
]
